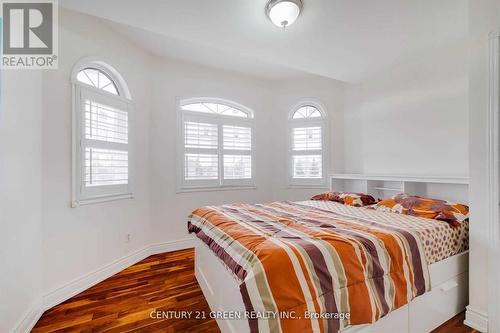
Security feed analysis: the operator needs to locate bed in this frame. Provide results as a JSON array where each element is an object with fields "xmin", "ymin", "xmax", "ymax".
[{"xmin": 189, "ymin": 175, "xmax": 469, "ymax": 333}]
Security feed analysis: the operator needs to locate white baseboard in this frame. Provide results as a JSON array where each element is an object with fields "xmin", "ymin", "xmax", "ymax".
[
  {"xmin": 465, "ymin": 305, "xmax": 488, "ymax": 332},
  {"xmin": 149, "ymin": 238, "xmax": 195, "ymax": 255},
  {"xmin": 42, "ymin": 245, "xmax": 152, "ymax": 311},
  {"xmin": 14, "ymin": 238, "xmax": 195, "ymax": 333},
  {"xmin": 13, "ymin": 298, "xmax": 43, "ymax": 333}
]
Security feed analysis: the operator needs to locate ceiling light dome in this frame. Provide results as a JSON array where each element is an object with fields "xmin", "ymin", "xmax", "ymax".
[{"xmin": 266, "ymin": 0, "xmax": 303, "ymax": 28}]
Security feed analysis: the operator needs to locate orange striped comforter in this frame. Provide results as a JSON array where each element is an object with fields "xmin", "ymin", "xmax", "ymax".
[{"xmin": 188, "ymin": 201, "xmax": 430, "ymax": 333}]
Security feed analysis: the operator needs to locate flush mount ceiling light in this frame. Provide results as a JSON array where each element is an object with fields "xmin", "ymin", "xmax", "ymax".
[{"xmin": 266, "ymin": 0, "xmax": 303, "ymax": 28}]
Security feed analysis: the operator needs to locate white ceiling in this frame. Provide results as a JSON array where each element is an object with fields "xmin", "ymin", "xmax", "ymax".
[
  {"xmin": 103, "ymin": 21, "xmax": 311, "ymax": 81},
  {"xmin": 60, "ymin": 0, "xmax": 467, "ymax": 83}
]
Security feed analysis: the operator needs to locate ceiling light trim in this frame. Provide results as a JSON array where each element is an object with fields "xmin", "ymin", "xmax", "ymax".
[{"xmin": 266, "ymin": 0, "xmax": 303, "ymax": 28}]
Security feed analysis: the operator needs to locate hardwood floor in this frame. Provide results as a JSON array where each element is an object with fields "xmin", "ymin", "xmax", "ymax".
[
  {"xmin": 431, "ymin": 312, "xmax": 478, "ymax": 333},
  {"xmin": 33, "ymin": 248, "xmax": 475, "ymax": 333},
  {"xmin": 32, "ymin": 249, "xmax": 220, "ymax": 332}
]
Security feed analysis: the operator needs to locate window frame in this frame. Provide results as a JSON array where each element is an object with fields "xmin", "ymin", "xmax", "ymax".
[
  {"xmin": 76, "ymin": 67, "xmax": 120, "ymax": 95},
  {"xmin": 287, "ymin": 100, "xmax": 328, "ymax": 188},
  {"xmin": 177, "ymin": 97, "xmax": 256, "ymax": 192},
  {"xmin": 71, "ymin": 58, "xmax": 134, "ymax": 207}
]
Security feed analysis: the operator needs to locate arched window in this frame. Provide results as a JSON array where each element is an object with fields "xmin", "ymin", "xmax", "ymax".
[
  {"xmin": 71, "ymin": 59, "xmax": 133, "ymax": 206},
  {"xmin": 76, "ymin": 68, "xmax": 119, "ymax": 95},
  {"xmin": 178, "ymin": 98, "xmax": 254, "ymax": 190},
  {"xmin": 288, "ymin": 101, "xmax": 327, "ymax": 186}
]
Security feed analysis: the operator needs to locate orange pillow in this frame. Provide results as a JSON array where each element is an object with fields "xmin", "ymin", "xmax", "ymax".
[
  {"xmin": 311, "ymin": 192, "xmax": 376, "ymax": 207},
  {"xmin": 373, "ymin": 193, "xmax": 468, "ymax": 227}
]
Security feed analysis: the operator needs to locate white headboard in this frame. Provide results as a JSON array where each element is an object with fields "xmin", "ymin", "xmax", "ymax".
[{"xmin": 329, "ymin": 174, "xmax": 469, "ymax": 204}]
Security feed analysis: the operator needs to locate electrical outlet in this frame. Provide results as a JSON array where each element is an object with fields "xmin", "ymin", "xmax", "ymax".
[{"xmin": 126, "ymin": 233, "xmax": 132, "ymax": 243}]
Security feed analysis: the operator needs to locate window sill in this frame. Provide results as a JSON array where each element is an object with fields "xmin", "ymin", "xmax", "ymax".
[
  {"xmin": 72, "ymin": 193, "xmax": 134, "ymax": 207},
  {"xmin": 177, "ymin": 186, "xmax": 257, "ymax": 194}
]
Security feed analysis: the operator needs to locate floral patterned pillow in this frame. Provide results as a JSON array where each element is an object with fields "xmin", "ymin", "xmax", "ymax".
[
  {"xmin": 372, "ymin": 193, "xmax": 469, "ymax": 227},
  {"xmin": 311, "ymin": 192, "xmax": 377, "ymax": 207}
]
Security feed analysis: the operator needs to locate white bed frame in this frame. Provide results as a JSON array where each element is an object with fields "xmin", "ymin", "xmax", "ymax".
[{"xmin": 195, "ymin": 175, "xmax": 470, "ymax": 333}]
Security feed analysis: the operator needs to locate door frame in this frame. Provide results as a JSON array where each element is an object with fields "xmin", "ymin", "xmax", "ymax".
[{"xmin": 487, "ymin": 28, "xmax": 500, "ymax": 333}]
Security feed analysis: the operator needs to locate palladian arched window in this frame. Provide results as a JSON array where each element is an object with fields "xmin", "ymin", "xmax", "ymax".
[
  {"xmin": 71, "ymin": 59, "xmax": 133, "ymax": 206},
  {"xmin": 178, "ymin": 98, "xmax": 254, "ymax": 190},
  {"xmin": 288, "ymin": 102, "xmax": 327, "ymax": 186}
]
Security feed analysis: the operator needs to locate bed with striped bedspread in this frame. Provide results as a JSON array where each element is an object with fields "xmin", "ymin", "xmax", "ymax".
[{"xmin": 187, "ymin": 201, "xmax": 432, "ymax": 333}]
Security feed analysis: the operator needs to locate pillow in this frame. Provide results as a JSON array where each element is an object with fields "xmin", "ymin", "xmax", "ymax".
[
  {"xmin": 311, "ymin": 191, "xmax": 377, "ymax": 207},
  {"xmin": 372, "ymin": 193, "xmax": 469, "ymax": 227}
]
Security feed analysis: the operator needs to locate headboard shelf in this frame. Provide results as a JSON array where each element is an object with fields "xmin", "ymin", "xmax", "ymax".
[
  {"xmin": 329, "ymin": 174, "xmax": 469, "ymax": 184},
  {"xmin": 371, "ymin": 186, "xmax": 403, "ymax": 192},
  {"xmin": 329, "ymin": 174, "xmax": 469, "ymax": 203}
]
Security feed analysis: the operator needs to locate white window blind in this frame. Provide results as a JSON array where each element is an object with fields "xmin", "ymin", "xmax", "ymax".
[
  {"xmin": 180, "ymin": 100, "xmax": 254, "ymax": 190},
  {"xmin": 183, "ymin": 121, "xmax": 218, "ymax": 182},
  {"xmin": 185, "ymin": 121, "xmax": 218, "ymax": 149},
  {"xmin": 185, "ymin": 153, "xmax": 218, "ymax": 180},
  {"xmin": 289, "ymin": 104, "xmax": 326, "ymax": 186},
  {"xmin": 292, "ymin": 127, "xmax": 321, "ymax": 151},
  {"xmin": 85, "ymin": 100, "xmax": 128, "ymax": 144},
  {"xmin": 85, "ymin": 148, "xmax": 128, "ymax": 186},
  {"xmin": 292, "ymin": 155, "xmax": 322, "ymax": 179},
  {"xmin": 223, "ymin": 125, "xmax": 252, "ymax": 180},
  {"xmin": 291, "ymin": 126, "xmax": 323, "ymax": 178},
  {"xmin": 223, "ymin": 125, "xmax": 251, "ymax": 150},
  {"xmin": 82, "ymin": 93, "xmax": 130, "ymax": 192},
  {"xmin": 224, "ymin": 155, "xmax": 252, "ymax": 179},
  {"xmin": 74, "ymin": 83, "xmax": 132, "ymax": 206}
]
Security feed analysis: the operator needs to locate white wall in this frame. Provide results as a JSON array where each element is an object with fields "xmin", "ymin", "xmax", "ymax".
[
  {"xmin": 343, "ymin": 0, "xmax": 468, "ymax": 177},
  {"xmin": 343, "ymin": 37, "xmax": 469, "ymax": 176},
  {"xmin": 41, "ymin": 9, "xmax": 152, "ymax": 293},
  {"xmin": 468, "ymin": 0, "xmax": 500, "ymax": 329},
  {"xmin": 0, "ymin": 71, "xmax": 43, "ymax": 332}
]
